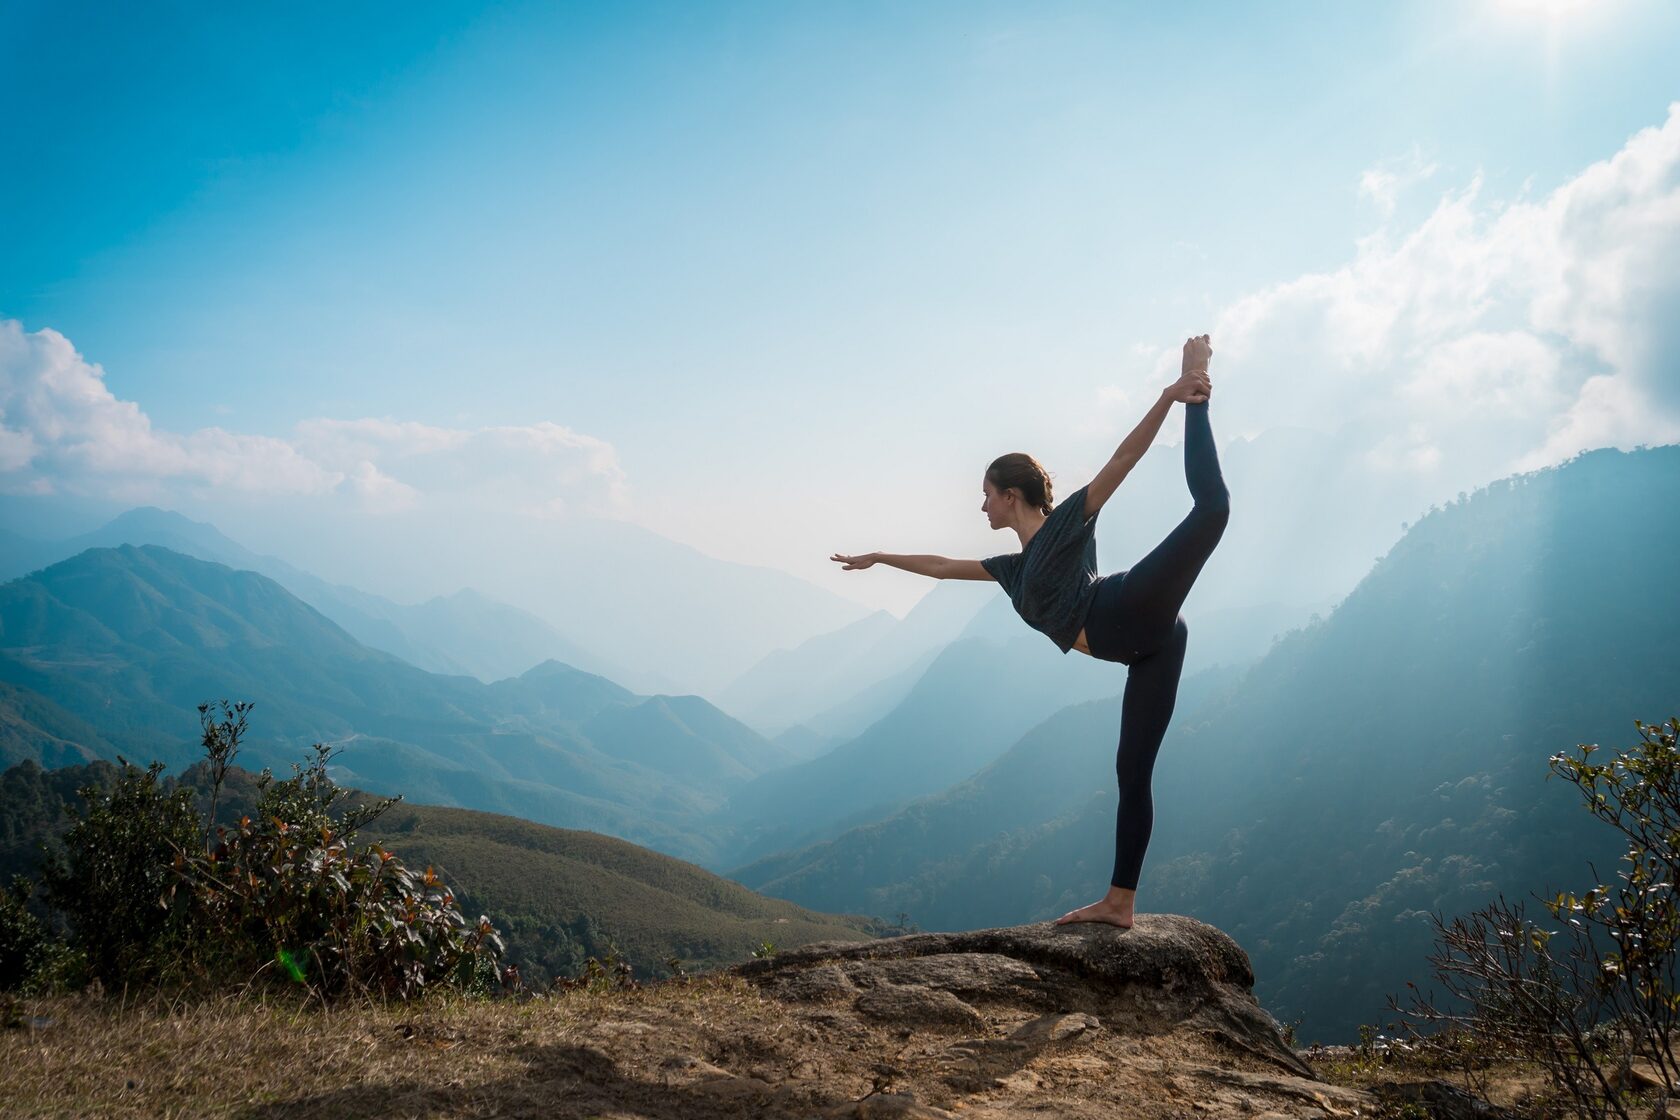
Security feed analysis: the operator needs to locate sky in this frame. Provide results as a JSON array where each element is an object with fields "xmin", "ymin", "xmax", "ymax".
[{"xmin": 4, "ymin": 0, "xmax": 1680, "ymax": 617}]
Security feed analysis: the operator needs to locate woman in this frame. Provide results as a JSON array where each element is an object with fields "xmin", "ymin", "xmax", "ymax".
[{"xmin": 830, "ymin": 334, "xmax": 1228, "ymax": 930}]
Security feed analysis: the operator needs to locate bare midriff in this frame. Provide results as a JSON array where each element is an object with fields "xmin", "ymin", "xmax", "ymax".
[{"xmin": 1072, "ymin": 627, "xmax": 1094, "ymax": 657}]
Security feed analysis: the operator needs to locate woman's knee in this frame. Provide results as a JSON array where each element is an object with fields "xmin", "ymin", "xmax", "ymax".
[{"xmin": 1195, "ymin": 488, "xmax": 1230, "ymax": 529}]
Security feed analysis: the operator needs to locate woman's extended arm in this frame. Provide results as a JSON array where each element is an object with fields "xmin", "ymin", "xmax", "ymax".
[
  {"xmin": 1083, "ymin": 336, "xmax": 1213, "ymax": 518},
  {"xmin": 830, "ymin": 552, "xmax": 991, "ymax": 580}
]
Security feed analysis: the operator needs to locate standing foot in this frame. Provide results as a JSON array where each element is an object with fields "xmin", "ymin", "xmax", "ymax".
[{"xmin": 1054, "ymin": 887, "xmax": 1136, "ymax": 928}]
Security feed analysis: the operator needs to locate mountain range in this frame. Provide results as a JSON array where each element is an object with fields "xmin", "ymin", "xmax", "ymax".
[{"xmin": 0, "ymin": 544, "xmax": 799, "ymax": 866}]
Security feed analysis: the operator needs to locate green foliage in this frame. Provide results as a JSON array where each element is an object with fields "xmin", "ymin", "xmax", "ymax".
[
  {"xmin": 1395, "ymin": 716, "xmax": 1680, "ymax": 1119},
  {"xmin": 0, "ymin": 875, "xmax": 81, "ymax": 993},
  {"xmin": 549, "ymin": 948, "xmax": 638, "ymax": 994},
  {"xmin": 171, "ymin": 714, "xmax": 504, "ymax": 1000},
  {"xmin": 197, "ymin": 700, "xmax": 251, "ymax": 847},
  {"xmin": 40, "ymin": 757, "xmax": 202, "ymax": 986},
  {"xmin": 19, "ymin": 698, "xmax": 506, "ymax": 1002},
  {"xmin": 178, "ymin": 812, "xmax": 504, "ymax": 999}
]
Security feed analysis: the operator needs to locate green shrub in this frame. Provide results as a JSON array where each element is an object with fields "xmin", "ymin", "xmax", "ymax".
[
  {"xmin": 1394, "ymin": 716, "xmax": 1680, "ymax": 1117},
  {"xmin": 171, "ymin": 731, "xmax": 505, "ymax": 1000},
  {"xmin": 0, "ymin": 875, "xmax": 81, "ymax": 993},
  {"xmin": 31, "ymin": 699, "xmax": 506, "ymax": 1002},
  {"xmin": 40, "ymin": 758, "xmax": 203, "ymax": 987}
]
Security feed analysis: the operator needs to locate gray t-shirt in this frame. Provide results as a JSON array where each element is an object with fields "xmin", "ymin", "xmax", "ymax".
[{"xmin": 980, "ymin": 484, "xmax": 1101, "ymax": 654}]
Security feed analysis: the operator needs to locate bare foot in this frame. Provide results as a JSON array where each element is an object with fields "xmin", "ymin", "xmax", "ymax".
[{"xmin": 1054, "ymin": 898, "xmax": 1134, "ymax": 929}]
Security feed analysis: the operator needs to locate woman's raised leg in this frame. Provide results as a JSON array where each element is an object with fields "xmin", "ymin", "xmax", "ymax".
[{"xmin": 1111, "ymin": 401, "xmax": 1229, "ymax": 651}]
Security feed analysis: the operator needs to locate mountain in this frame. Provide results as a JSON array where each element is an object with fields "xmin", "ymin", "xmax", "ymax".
[
  {"xmin": 725, "ymin": 444, "xmax": 1680, "ymax": 1042},
  {"xmin": 729, "ymin": 660, "xmax": 1246, "ymax": 910},
  {"xmin": 1, "ymin": 502, "xmax": 882, "ymax": 698},
  {"xmin": 0, "ymin": 680, "xmax": 107, "ymax": 771},
  {"xmin": 708, "ymin": 627, "xmax": 1130, "ymax": 869},
  {"xmin": 0, "ymin": 546, "xmax": 791, "ymax": 865},
  {"xmin": 763, "ymin": 579, "xmax": 1001, "ymax": 743},
  {"xmin": 714, "ymin": 609, "xmax": 898, "ymax": 736},
  {"xmin": 0, "ymin": 506, "xmax": 646, "ymax": 689}
]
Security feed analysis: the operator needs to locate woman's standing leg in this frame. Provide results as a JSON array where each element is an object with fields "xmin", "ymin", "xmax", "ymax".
[{"xmin": 1111, "ymin": 617, "xmax": 1189, "ymax": 892}]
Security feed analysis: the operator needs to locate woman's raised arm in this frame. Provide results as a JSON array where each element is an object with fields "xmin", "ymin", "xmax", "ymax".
[{"xmin": 1083, "ymin": 336, "xmax": 1213, "ymax": 519}]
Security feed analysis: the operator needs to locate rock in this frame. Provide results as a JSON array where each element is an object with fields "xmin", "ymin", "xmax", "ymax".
[
  {"xmin": 769, "ymin": 962, "xmax": 858, "ymax": 1001},
  {"xmin": 1194, "ymin": 1066, "xmax": 1369, "ymax": 1116},
  {"xmin": 853, "ymin": 984, "xmax": 985, "ymax": 1029},
  {"xmin": 736, "ymin": 914, "xmax": 1311, "ymax": 1078},
  {"xmin": 1009, "ymin": 1010, "xmax": 1101, "ymax": 1043}
]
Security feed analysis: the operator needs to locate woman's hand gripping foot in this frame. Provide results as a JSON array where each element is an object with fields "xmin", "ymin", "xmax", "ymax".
[{"xmin": 1054, "ymin": 886, "xmax": 1136, "ymax": 929}]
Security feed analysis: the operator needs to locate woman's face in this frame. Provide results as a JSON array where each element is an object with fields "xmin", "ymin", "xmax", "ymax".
[{"xmin": 981, "ymin": 477, "xmax": 1011, "ymax": 528}]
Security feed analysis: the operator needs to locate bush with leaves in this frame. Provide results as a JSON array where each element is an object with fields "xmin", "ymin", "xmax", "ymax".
[
  {"xmin": 39, "ymin": 757, "xmax": 203, "ymax": 987},
  {"xmin": 29, "ymin": 699, "xmax": 505, "ymax": 1001},
  {"xmin": 0, "ymin": 875, "xmax": 81, "ymax": 993},
  {"xmin": 1393, "ymin": 716, "xmax": 1680, "ymax": 1120},
  {"xmin": 170, "ymin": 724, "xmax": 506, "ymax": 1000}
]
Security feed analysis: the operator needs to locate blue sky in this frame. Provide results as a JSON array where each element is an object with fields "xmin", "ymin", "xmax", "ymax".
[{"xmin": 3, "ymin": 0, "xmax": 1679, "ymax": 615}]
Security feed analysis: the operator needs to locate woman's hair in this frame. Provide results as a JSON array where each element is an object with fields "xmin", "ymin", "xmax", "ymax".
[{"xmin": 986, "ymin": 453, "xmax": 1054, "ymax": 516}]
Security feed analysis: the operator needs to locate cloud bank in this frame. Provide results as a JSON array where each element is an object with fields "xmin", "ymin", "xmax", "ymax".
[
  {"xmin": 0, "ymin": 320, "xmax": 628, "ymax": 518},
  {"xmin": 1113, "ymin": 102, "xmax": 1680, "ymax": 489}
]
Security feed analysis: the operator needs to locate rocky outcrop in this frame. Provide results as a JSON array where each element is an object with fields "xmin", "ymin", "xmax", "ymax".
[{"xmin": 727, "ymin": 915, "xmax": 1372, "ymax": 1118}]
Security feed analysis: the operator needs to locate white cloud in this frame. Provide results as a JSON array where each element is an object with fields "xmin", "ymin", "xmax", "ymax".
[
  {"xmin": 1358, "ymin": 144, "xmax": 1440, "ymax": 219},
  {"xmin": 0, "ymin": 319, "xmax": 627, "ymax": 518},
  {"xmin": 1147, "ymin": 103, "xmax": 1680, "ymax": 487}
]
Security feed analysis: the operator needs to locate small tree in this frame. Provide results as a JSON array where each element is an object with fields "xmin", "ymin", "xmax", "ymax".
[
  {"xmin": 40, "ymin": 757, "xmax": 204, "ymax": 987},
  {"xmin": 197, "ymin": 699, "xmax": 252, "ymax": 848},
  {"xmin": 1394, "ymin": 717, "xmax": 1680, "ymax": 1120}
]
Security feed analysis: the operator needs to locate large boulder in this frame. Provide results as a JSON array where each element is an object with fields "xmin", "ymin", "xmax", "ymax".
[{"xmin": 738, "ymin": 915, "xmax": 1311, "ymax": 1079}]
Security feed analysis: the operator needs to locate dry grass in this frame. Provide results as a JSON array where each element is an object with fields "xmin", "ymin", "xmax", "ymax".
[
  {"xmin": 0, "ymin": 975, "xmax": 814, "ymax": 1120},
  {"xmin": 14, "ymin": 974, "xmax": 1598, "ymax": 1120}
]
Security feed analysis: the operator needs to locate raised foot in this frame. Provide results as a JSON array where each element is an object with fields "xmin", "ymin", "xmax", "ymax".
[{"xmin": 1053, "ymin": 900, "xmax": 1134, "ymax": 929}]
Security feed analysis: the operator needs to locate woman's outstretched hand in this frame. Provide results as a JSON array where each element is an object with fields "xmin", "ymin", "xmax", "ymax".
[{"xmin": 831, "ymin": 552, "xmax": 879, "ymax": 571}]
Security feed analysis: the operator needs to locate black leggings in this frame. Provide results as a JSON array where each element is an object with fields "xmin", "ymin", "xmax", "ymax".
[{"xmin": 1082, "ymin": 401, "xmax": 1229, "ymax": 891}]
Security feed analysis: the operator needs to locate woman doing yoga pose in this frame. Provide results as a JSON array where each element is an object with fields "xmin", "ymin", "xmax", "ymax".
[{"xmin": 831, "ymin": 334, "xmax": 1229, "ymax": 930}]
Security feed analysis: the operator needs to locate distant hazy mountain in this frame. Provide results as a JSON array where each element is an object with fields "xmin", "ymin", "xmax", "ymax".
[
  {"xmin": 709, "ymin": 572, "xmax": 1301, "ymax": 870},
  {"xmin": 729, "ymin": 660, "xmax": 1245, "ymax": 911},
  {"xmin": 0, "ymin": 545, "xmax": 790, "ymax": 864},
  {"xmin": 0, "ymin": 680, "xmax": 107, "ymax": 771},
  {"xmin": 767, "ymin": 723, "xmax": 840, "ymax": 763},
  {"xmin": 715, "ymin": 609, "xmax": 898, "ymax": 736},
  {"xmin": 483, "ymin": 514, "xmax": 877, "ymax": 698},
  {"xmin": 729, "ymin": 444, "xmax": 1680, "ymax": 1042},
  {"xmin": 0, "ymin": 506, "xmax": 648, "ymax": 689},
  {"xmin": 743, "ymin": 579, "xmax": 1001, "ymax": 743},
  {"xmin": 0, "ymin": 527, "xmax": 57, "ymax": 587},
  {"xmin": 1, "ymin": 502, "xmax": 880, "ymax": 698},
  {"xmin": 708, "ymin": 626, "xmax": 1131, "ymax": 869}
]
